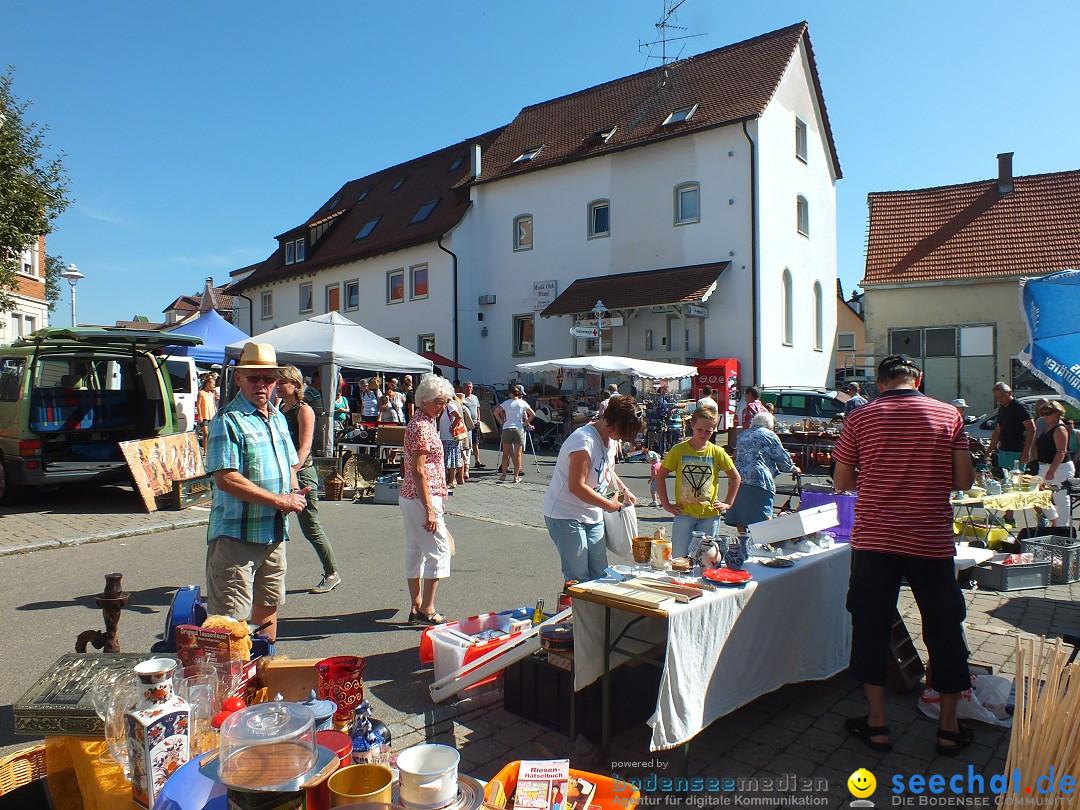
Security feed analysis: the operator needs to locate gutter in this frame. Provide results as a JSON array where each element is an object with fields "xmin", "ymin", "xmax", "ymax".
[
  {"xmin": 437, "ymin": 238, "xmax": 459, "ymax": 366},
  {"xmin": 235, "ymin": 292, "xmax": 254, "ymax": 336},
  {"xmin": 742, "ymin": 120, "xmax": 760, "ymax": 383}
]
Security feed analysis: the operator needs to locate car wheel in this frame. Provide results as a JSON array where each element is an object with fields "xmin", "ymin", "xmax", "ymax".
[{"xmin": 0, "ymin": 462, "xmax": 25, "ymax": 506}]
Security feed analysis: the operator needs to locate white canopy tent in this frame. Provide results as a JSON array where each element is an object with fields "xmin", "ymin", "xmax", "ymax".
[
  {"xmin": 516, "ymin": 355, "xmax": 697, "ymax": 381},
  {"xmin": 226, "ymin": 312, "xmax": 433, "ymax": 455}
]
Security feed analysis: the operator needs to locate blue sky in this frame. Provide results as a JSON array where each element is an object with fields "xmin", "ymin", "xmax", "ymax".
[{"xmin": 5, "ymin": 0, "xmax": 1079, "ymax": 327}]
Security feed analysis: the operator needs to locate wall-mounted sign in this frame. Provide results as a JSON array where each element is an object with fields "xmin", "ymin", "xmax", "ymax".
[
  {"xmin": 686, "ymin": 304, "xmax": 709, "ymax": 318},
  {"xmin": 533, "ymin": 280, "xmax": 557, "ymax": 311}
]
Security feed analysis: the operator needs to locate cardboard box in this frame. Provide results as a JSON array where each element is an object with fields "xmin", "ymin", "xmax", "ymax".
[
  {"xmin": 749, "ymin": 503, "xmax": 839, "ymax": 544},
  {"xmin": 259, "ymin": 658, "xmax": 322, "ymax": 702}
]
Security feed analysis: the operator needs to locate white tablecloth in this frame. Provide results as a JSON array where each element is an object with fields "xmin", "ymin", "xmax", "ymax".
[{"xmin": 572, "ymin": 544, "xmax": 852, "ymax": 750}]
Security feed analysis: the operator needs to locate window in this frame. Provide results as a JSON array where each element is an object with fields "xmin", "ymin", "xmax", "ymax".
[
  {"xmin": 449, "ymin": 156, "xmax": 464, "ymax": 172},
  {"xmin": 325, "ymin": 283, "xmax": 340, "ymax": 312},
  {"xmin": 299, "ymin": 282, "xmax": 313, "ymax": 313},
  {"xmin": 662, "ymin": 104, "xmax": 698, "ymax": 126},
  {"xmin": 837, "ymin": 332, "xmax": 856, "ymax": 352},
  {"xmin": 261, "ymin": 291, "xmax": 273, "ymax": 320},
  {"xmin": 586, "ymin": 125, "xmax": 617, "ymax": 144},
  {"xmin": 588, "ymin": 200, "xmax": 610, "ymax": 239},
  {"xmin": 781, "ymin": 269, "xmax": 793, "ymax": 346},
  {"xmin": 0, "ymin": 358, "xmax": 26, "ymax": 402},
  {"xmin": 795, "ymin": 118, "xmax": 808, "ymax": 163},
  {"xmin": 674, "ymin": 183, "xmax": 700, "ymax": 225},
  {"xmin": 285, "ymin": 241, "xmax": 295, "ymax": 265},
  {"xmin": 354, "ymin": 217, "xmax": 380, "ymax": 240},
  {"xmin": 387, "ymin": 270, "xmax": 405, "ymax": 304},
  {"xmin": 890, "ymin": 329, "xmax": 923, "ymax": 356},
  {"xmin": 512, "ymin": 314, "xmax": 535, "ymax": 356},
  {"xmin": 294, "ymin": 238, "xmax": 305, "ymax": 262},
  {"xmin": 813, "ymin": 281, "xmax": 823, "ymax": 351},
  {"xmin": 514, "ymin": 215, "xmax": 533, "ymax": 251},
  {"xmin": 411, "ymin": 199, "xmax": 439, "ymax": 224},
  {"xmin": 327, "ymin": 195, "xmax": 341, "ymax": 210},
  {"xmin": 410, "ymin": 264, "xmax": 429, "ymax": 300},
  {"xmin": 392, "ymin": 178, "xmax": 405, "ymax": 191},
  {"xmin": 24, "ymin": 316, "xmax": 35, "ymax": 333},
  {"xmin": 344, "ymin": 280, "xmax": 359, "ymax": 311},
  {"xmin": 357, "ymin": 188, "xmax": 369, "ymax": 202},
  {"xmin": 796, "ymin": 195, "xmax": 809, "ymax": 236},
  {"xmin": 418, "ymin": 334, "xmax": 436, "ymax": 354},
  {"xmin": 926, "ymin": 327, "xmax": 958, "ymax": 357},
  {"xmin": 513, "ymin": 145, "xmax": 544, "ymax": 163}
]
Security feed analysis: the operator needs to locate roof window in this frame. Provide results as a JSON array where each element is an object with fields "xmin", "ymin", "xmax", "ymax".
[
  {"xmin": 357, "ymin": 188, "xmax": 369, "ymax": 202},
  {"xmin": 326, "ymin": 195, "xmax": 341, "ymax": 210},
  {"xmin": 354, "ymin": 217, "xmax": 381, "ymax": 240},
  {"xmin": 513, "ymin": 145, "xmax": 545, "ymax": 163},
  {"xmin": 449, "ymin": 156, "xmax": 464, "ymax": 172},
  {"xmin": 411, "ymin": 199, "xmax": 440, "ymax": 225},
  {"xmin": 662, "ymin": 104, "xmax": 698, "ymax": 126},
  {"xmin": 586, "ymin": 126, "xmax": 617, "ymax": 144},
  {"xmin": 392, "ymin": 178, "xmax": 405, "ymax": 191}
]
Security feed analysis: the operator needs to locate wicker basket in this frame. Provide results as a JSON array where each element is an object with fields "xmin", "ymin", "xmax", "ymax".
[
  {"xmin": 0, "ymin": 743, "xmax": 47, "ymax": 796},
  {"xmin": 324, "ymin": 472, "xmax": 345, "ymax": 501}
]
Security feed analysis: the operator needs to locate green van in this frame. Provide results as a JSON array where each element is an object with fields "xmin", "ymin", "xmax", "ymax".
[{"xmin": 0, "ymin": 327, "xmax": 201, "ymax": 503}]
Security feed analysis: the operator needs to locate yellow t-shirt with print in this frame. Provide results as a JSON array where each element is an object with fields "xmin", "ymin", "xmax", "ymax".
[{"xmin": 661, "ymin": 440, "xmax": 735, "ymax": 519}]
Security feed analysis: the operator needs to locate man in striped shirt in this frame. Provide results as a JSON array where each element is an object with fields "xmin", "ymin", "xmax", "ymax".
[{"xmin": 833, "ymin": 355, "xmax": 975, "ymax": 756}]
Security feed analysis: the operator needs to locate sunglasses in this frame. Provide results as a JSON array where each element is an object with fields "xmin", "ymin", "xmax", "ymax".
[
  {"xmin": 1042, "ymin": 409, "xmax": 1060, "ymax": 416},
  {"xmin": 243, "ymin": 374, "xmax": 279, "ymax": 385}
]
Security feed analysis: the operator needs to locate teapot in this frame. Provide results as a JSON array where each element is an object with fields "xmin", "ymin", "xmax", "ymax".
[{"xmin": 689, "ymin": 534, "xmax": 723, "ymax": 568}]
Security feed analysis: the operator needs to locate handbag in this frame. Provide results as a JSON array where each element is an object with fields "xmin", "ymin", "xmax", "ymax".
[
  {"xmin": 603, "ymin": 503, "xmax": 637, "ymax": 558},
  {"xmin": 450, "ymin": 412, "xmax": 468, "ymax": 442}
]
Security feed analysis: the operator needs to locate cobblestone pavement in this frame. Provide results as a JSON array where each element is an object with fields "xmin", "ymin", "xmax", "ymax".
[{"xmin": 4, "ymin": 457, "xmax": 1079, "ymax": 807}]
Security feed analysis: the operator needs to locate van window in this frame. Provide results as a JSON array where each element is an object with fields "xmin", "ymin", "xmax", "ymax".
[
  {"xmin": 165, "ymin": 359, "xmax": 194, "ymax": 393},
  {"xmin": 816, "ymin": 398, "xmax": 844, "ymax": 419},
  {"xmin": 0, "ymin": 358, "xmax": 25, "ymax": 401},
  {"xmin": 778, "ymin": 395, "xmax": 807, "ymax": 415}
]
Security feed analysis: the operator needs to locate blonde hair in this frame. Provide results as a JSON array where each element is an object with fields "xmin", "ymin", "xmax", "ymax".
[
  {"xmin": 278, "ymin": 365, "xmax": 306, "ymax": 397},
  {"xmin": 690, "ymin": 406, "xmax": 719, "ymax": 426}
]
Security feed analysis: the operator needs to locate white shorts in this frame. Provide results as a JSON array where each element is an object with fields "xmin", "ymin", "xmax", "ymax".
[{"xmin": 399, "ymin": 495, "xmax": 452, "ymax": 579}]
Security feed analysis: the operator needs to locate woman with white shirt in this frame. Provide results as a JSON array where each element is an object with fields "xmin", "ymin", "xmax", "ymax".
[{"xmin": 493, "ymin": 385, "xmax": 535, "ymax": 483}]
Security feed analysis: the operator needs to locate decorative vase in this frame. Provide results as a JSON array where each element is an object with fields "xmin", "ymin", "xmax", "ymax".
[
  {"xmin": 316, "ymin": 656, "xmax": 366, "ymax": 724},
  {"xmin": 126, "ymin": 657, "xmax": 190, "ymax": 808},
  {"xmin": 725, "ymin": 535, "xmax": 750, "ymax": 571}
]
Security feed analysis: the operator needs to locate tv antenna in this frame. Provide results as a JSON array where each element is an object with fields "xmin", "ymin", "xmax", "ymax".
[{"xmin": 638, "ymin": 0, "xmax": 706, "ymax": 67}]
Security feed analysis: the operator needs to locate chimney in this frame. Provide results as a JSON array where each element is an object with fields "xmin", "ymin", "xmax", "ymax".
[
  {"xmin": 470, "ymin": 143, "xmax": 482, "ymax": 180},
  {"xmin": 997, "ymin": 152, "xmax": 1014, "ymax": 195},
  {"xmin": 199, "ymin": 277, "xmax": 218, "ymax": 313}
]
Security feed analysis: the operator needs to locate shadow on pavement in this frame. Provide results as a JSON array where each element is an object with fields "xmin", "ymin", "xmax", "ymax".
[
  {"xmin": 987, "ymin": 597, "xmax": 1080, "ymax": 640},
  {"xmin": 277, "ymin": 608, "xmax": 400, "ymax": 642},
  {"xmin": 0, "ymin": 483, "xmax": 145, "ymax": 516},
  {"xmin": 17, "ymin": 585, "xmax": 177, "ymax": 616}
]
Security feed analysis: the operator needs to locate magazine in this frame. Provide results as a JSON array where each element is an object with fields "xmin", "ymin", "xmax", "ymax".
[
  {"xmin": 514, "ymin": 759, "xmax": 570, "ymax": 809},
  {"xmin": 566, "ymin": 775, "xmax": 597, "ymax": 810}
]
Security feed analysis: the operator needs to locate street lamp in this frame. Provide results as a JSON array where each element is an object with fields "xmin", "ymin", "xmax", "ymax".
[
  {"xmin": 593, "ymin": 299, "xmax": 606, "ymax": 357},
  {"xmin": 59, "ymin": 263, "xmax": 85, "ymax": 327}
]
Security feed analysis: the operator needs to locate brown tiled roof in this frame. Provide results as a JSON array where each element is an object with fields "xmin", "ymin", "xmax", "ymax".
[
  {"xmin": 234, "ymin": 129, "xmax": 505, "ymax": 292},
  {"xmin": 161, "ymin": 288, "xmax": 235, "ymax": 315},
  {"xmin": 863, "ymin": 169, "xmax": 1080, "ymax": 286},
  {"xmin": 471, "ymin": 22, "xmax": 840, "ymax": 185},
  {"xmin": 541, "ymin": 262, "xmax": 727, "ymax": 316}
]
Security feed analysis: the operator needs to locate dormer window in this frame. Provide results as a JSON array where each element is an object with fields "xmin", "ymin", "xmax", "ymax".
[
  {"xmin": 295, "ymin": 238, "xmax": 305, "ymax": 262},
  {"xmin": 513, "ymin": 145, "xmax": 545, "ymax": 163},
  {"xmin": 284, "ymin": 238, "xmax": 305, "ymax": 265},
  {"xmin": 449, "ymin": 156, "xmax": 464, "ymax": 172},
  {"xmin": 357, "ymin": 188, "xmax": 369, "ymax": 202},
  {"xmin": 392, "ymin": 178, "xmax": 405, "ymax": 191},
  {"xmin": 354, "ymin": 217, "xmax": 381, "ymax": 240},
  {"xmin": 411, "ymin": 199, "xmax": 440, "ymax": 225},
  {"xmin": 662, "ymin": 104, "xmax": 698, "ymax": 126}
]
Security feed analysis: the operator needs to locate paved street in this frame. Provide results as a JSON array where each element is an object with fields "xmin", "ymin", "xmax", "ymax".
[{"xmin": 2, "ymin": 450, "xmax": 1079, "ymax": 807}]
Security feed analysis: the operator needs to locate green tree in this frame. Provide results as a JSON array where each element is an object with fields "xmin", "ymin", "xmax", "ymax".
[
  {"xmin": 44, "ymin": 253, "xmax": 64, "ymax": 312},
  {"xmin": 0, "ymin": 69, "xmax": 72, "ymax": 314}
]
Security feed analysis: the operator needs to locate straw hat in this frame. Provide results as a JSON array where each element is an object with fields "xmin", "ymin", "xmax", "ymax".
[
  {"xmin": 950, "ymin": 398, "xmax": 968, "ymax": 410},
  {"xmin": 234, "ymin": 342, "xmax": 282, "ymax": 371}
]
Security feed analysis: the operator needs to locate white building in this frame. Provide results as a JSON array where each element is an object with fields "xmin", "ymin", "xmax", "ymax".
[{"xmin": 233, "ymin": 22, "xmax": 841, "ymax": 387}]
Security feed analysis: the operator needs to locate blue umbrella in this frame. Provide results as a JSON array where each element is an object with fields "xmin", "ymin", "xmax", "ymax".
[{"xmin": 1019, "ymin": 269, "xmax": 1080, "ymax": 408}]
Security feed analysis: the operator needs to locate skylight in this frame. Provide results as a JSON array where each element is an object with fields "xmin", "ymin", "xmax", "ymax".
[
  {"xmin": 392, "ymin": 178, "xmax": 405, "ymax": 191},
  {"xmin": 411, "ymin": 199, "xmax": 440, "ymax": 225},
  {"xmin": 354, "ymin": 217, "xmax": 381, "ymax": 240},
  {"xmin": 449, "ymin": 156, "xmax": 464, "ymax": 172},
  {"xmin": 513, "ymin": 145, "xmax": 545, "ymax": 163},
  {"xmin": 587, "ymin": 126, "xmax": 617, "ymax": 144},
  {"xmin": 357, "ymin": 188, "xmax": 369, "ymax": 202},
  {"xmin": 327, "ymin": 195, "xmax": 341, "ymax": 210},
  {"xmin": 662, "ymin": 104, "xmax": 698, "ymax": 126}
]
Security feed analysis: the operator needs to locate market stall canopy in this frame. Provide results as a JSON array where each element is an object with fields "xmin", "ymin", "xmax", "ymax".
[
  {"xmin": 1018, "ymin": 269, "xmax": 1080, "ymax": 407},
  {"xmin": 164, "ymin": 308, "xmax": 249, "ymax": 365},
  {"xmin": 419, "ymin": 350, "xmax": 470, "ymax": 370},
  {"xmin": 516, "ymin": 355, "xmax": 698, "ymax": 380},
  {"xmin": 539, "ymin": 262, "xmax": 726, "ymax": 316}
]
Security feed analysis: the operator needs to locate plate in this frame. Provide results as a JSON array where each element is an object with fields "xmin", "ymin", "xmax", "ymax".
[
  {"xmin": 703, "ymin": 567, "xmax": 753, "ymax": 585},
  {"xmin": 760, "ymin": 558, "xmax": 795, "ymax": 568}
]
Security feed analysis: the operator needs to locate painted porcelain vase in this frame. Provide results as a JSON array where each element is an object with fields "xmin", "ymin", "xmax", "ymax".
[{"xmin": 126, "ymin": 657, "xmax": 190, "ymax": 808}]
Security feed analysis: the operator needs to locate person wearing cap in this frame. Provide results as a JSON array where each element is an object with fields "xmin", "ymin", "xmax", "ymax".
[
  {"xmin": 833, "ymin": 354, "xmax": 975, "ymax": 756},
  {"xmin": 844, "ymin": 382, "xmax": 868, "ymax": 415},
  {"xmin": 204, "ymin": 342, "xmax": 308, "ymax": 643}
]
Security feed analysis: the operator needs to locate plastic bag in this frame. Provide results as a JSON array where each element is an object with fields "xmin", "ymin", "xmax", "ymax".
[
  {"xmin": 918, "ymin": 672, "xmax": 1013, "ymax": 727},
  {"xmin": 603, "ymin": 504, "xmax": 638, "ymax": 558}
]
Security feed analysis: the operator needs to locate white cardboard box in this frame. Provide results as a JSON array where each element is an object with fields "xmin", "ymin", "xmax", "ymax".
[{"xmin": 749, "ymin": 503, "xmax": 839, "ymax": 544}]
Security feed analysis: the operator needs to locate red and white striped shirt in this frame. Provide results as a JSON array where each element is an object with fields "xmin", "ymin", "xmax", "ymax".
[{"xmin": 833, "ymin": 388, "xmax": 966, "ymax": 559}]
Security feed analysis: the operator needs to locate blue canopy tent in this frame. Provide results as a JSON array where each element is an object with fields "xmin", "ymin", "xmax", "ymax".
[
  {"xmin": 1018, "ymin": 269, "xmax": 1080, "ymax": 408},
  {"xmin": 164, "ymin": 309, "xmax": 249, "ymax": 365}
]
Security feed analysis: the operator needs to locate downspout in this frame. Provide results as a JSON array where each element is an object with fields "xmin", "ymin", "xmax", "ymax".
[
  {"xmin": 742, "ymin": 120, "xmax": 760, "ymax": 384},
  {"xmin": 437, "ymin": 238, "xmax": 459, "ymax": 367},
  {"xmin": 235, "ymin": 291, "xmax": 254, "ymax": 336}
]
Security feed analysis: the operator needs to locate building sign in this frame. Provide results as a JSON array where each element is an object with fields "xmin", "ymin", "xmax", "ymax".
[
  {"xmin": 686, "ymin": 304, "xmax": 709, "ymax": 318},
  {"xmin": 533, "ymin": 280, "xmax": 557, "ymax": 312},
  {"xmin": 577, "ymin": 316, "xmax": 625, "ymax": 328}
]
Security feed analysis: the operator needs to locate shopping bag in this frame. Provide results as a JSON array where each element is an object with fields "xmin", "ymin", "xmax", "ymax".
[
  {"xmin": 917, "ymin": 672, "xmax": 1013, "ymax": 727},
  {"xmin": 603, "ymin": 504, "xmax": 638, "ymax": 557}
]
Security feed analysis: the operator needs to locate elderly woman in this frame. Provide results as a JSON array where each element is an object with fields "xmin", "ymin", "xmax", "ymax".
[
  {"xmin": 277, "ymin": 365, "xmax": 341, "ymax": 593},
  {"xmin": 1035, "ymin": 401, "xmax": 1075, "ymax": 527},
  {"xmin": 725, "ymin": 411, "xmax": 800, "ymax": 532},
  {"xmin": 360, "ymin": 378, "xmax": 381, "ymax": 420},
  {"xmin": 400, "ymin": 375, "xmax": 457, "ymax": 625},
  {"xmin": 542, "ymin": 395, "xmax": 646, "ymax": 582},
  {"xmin": 493, "ymin": 385, "xmax": 535, "ymax": 483}
]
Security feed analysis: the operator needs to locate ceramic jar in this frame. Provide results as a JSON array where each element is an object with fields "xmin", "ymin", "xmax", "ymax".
[{"xmin": 126, "ymin": 658, "xmax": 190, "ymax": 808}]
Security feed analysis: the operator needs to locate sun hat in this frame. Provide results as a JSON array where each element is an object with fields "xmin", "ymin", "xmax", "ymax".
[
  {"xmin": 234, "ymin": 342, "xmax": 282, "ymax": 371},
  {"xmin": 951, "ymin": 398, "xmax": 969, "ymax": 409}
]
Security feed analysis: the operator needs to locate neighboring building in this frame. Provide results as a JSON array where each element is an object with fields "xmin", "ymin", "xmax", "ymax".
[
  {"xmin": 162, "ymin": 278, "xmax": 236, "ymax": 327},
  {"xmin": 861, "ymin": 153, "xmax": 1080, "ymax": 413},
  {"xmin": 833, "ymin": 281, "xmax": 871, "ymax": 382},
  {"xmin": 233, "ymin": 22, "xmax": 841, "ymax": 388},
  {"xmin": 2, "ymin": 236, "xmax": 49, "ymax": 341}
]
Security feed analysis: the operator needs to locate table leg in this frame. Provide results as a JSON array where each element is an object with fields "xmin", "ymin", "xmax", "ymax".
[{"xmin": 601, "ymin": 605, "xmax": 612, "ymax": 758}]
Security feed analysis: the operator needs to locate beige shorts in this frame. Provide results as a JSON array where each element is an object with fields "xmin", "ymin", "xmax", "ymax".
[
  {"xmin": 205, "ymin": 537, "xmax": 286, "ymax": 621},
  {"xmin": 501, "ymin": 427, "xmax": 525, "ymax": 446}
]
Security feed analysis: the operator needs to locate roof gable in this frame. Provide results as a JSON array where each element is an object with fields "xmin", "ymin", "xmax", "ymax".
[{"xmin": 863, "ymin": 168, "xmax": 1080, "ymax": 286}]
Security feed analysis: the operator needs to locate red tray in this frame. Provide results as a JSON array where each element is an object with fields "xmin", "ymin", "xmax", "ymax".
[{"xmin": 703, "ymin": 567, "xmax": 753, "ymax": 585}]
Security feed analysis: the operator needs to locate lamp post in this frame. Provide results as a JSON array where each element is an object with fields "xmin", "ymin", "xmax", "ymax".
[
  {"xmin": 59, "ymin": 263, "xmax": 85, "ymax": 327},
  {"xmin": 593, "ymin": 299, "xmax": 606, "ymax": 357}
]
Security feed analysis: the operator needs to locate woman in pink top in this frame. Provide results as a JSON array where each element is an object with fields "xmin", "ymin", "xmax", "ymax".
[{"xmin": 740, "ymin": 385, "xmax": 768, "ymax": 428}]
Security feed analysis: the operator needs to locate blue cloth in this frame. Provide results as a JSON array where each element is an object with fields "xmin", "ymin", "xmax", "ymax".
[
  {"xmin": 1019, "ymin": 269, "xmax": 1080, "ymax": 408},
  {"xmin": 671, "ymin": 514, "xmax": 721, "ymax": 558},
  {"xmin": 724, "ymin": 483, "xmax": 774, "ymax": 528},
  {"xmin": 545, "ymin": 516, "xmax": 606, "ymax": 582},
  {"xmin": 732, "ymin": 426, "xmax": 794, "ymax": 494},
  {"xmin": 206, "ymin": 392, "xmax": 298, "ymax": 545}
]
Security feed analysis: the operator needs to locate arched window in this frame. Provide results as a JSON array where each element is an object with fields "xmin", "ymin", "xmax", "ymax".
[
  {"xmin": 513, "ymin": 214, "xmax": 533, "ymax": 251},
  {"xmin": 796, "ymin": 195, "xmax": 809, "ymax": 236},
  {"xmin": 782, "ymin": 269, "xmax": 793, "ymax": 346},
  {"xmin": 588, "ymin": 199, "xmax": 610, "ymax": 238},
  {"xmin": 813, "ymin": 281, "xmax": 823, "ymax": 351},
  {"xmin": 673, "ymin": 182, "xmax": 700, "ymax": 225}
]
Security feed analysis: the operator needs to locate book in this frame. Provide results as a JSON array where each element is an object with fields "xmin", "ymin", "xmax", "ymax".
[
  {"xmin": 566, "ymin": 776, "xmax": 597, "ymax": 810},
  {"xmin": 514, "ymin": 759, "xmax": 570, "ymax": 809}
]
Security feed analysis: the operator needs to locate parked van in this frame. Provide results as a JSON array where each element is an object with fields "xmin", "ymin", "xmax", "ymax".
[{"xmin": 0, "ymin": 327, "xmax": 201, "ymax": 503}]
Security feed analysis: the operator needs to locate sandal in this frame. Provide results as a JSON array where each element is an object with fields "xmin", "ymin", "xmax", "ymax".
[
  {"xmin": 845, "ymin": 715, "xmax": 892, "ymax": 753},
  {"xmin": 936, "ymin": 721, "xmax": 974, "ymax": 756},
  {"xmin": 407, "ymin": 609, "xmax": 419, "ymax": 625},
  {"xmin": 415, "ymin": 611, "xmax": 447, "ymax": 626}
]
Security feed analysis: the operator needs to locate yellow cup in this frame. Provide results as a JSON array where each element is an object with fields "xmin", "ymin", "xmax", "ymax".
[{"xmin": 327, "ymin": 763, "xmax": 394, "ymax": 806}]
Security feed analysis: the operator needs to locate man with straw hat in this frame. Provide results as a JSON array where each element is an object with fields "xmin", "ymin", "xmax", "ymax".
[{"xmin": 205, "ymin": 342, "xmax": 309, "ymax": 643}]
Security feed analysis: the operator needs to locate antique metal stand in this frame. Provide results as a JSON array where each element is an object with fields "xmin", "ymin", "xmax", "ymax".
[{"xmin": 76, "ymin": 572, "xmax": 131, "ymax": 653}]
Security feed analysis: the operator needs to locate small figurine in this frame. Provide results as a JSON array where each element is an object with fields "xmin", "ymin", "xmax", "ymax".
[{"xmin": 350, "ymin": 700, "xmax": 386, "ymax": 765}]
